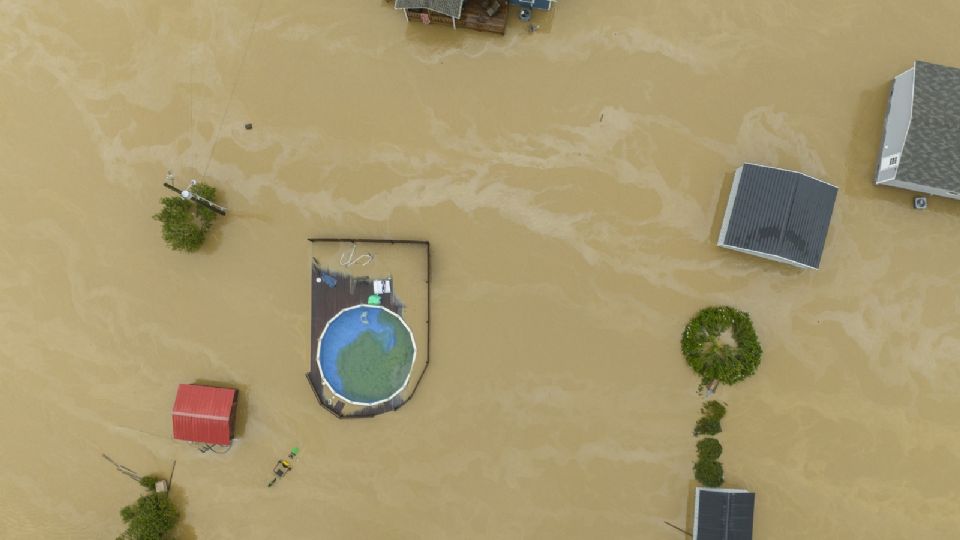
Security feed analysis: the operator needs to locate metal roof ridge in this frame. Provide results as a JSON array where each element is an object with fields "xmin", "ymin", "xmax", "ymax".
[{"xmin": 741, "ymin": 162, "xmax": 837, "ymax": 189}]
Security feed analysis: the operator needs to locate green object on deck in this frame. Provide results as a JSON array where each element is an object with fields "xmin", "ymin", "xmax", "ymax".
[
  {"xmin": 367, "ymin": 294, "xmax": 381, "ymax": 305},
  {"xmin": 291, "ymin": 447, "xmax": 299, "ymax": 456}
]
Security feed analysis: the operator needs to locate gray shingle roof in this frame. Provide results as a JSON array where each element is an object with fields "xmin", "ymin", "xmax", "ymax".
[
  {"xmin": 395, "ymin": 0, "xmax": 464, "ymax": 18},
  {"xmin": 695, "ymin": 489, "xmax": 755, "ymax": 540},
  {"xmin": 898, "ymin": 61, "xmax": 960, "ymax": 192},
  {"xmin": 719, "ymin": 164, "xmax": 838, "ymax": 269}
]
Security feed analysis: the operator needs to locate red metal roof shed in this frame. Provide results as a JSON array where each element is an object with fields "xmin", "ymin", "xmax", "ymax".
[{"xmin": 171, "ymin": 384, "xmax": 238, "ymax": 446}]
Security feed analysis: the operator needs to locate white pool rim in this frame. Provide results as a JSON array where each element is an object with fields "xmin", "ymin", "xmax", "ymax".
[{"xmin": 316, "ymin": 304, "xmax": 418, "ymax": 407}]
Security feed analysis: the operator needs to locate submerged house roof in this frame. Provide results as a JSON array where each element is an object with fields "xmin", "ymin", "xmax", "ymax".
[
  {"xmin": 395, "ymin": 0, "xmax": 464, "ymax": 18},
  {"xmin": 718, "ymin": 164, "xmax": 838, "ymax": 269},
  {"xmin": 171, "ymin": 384, "xmax": 238, "ymax": 446},
  {"xmin": 693, "ymin": 488, "xmax": 755, "ymax": 540},
  {"xmin": 876, "ymin": 61, "xmax": 960, "ymax": 197}
]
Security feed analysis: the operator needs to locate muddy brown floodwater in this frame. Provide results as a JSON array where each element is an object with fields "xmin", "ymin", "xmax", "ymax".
[{"xmin": 2, "ymin": 1, "xmax": 960, "ymax": 538}]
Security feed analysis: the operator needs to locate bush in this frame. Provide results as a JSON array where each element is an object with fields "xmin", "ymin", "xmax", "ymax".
[
  {"xmin": 118, "ymin": 492, "xmax": 179, "ymax": 540},
  {"xmin": 694, "ymin": 417, "xmax": 722, "ymax": 436},
  {"xmin": 701, "ymin": 401, "xmax": 726, "ymax": 421},
  {"xmin": 681, "ymin": 306, "xmax": 762, "ymax": 387},
  {"xmin": 138, "ymin": 475, "xmax": 161, "ymax": 491},
  {"xmin": 694, "ymin": 458, "xmax": 724, "ymax": 487},
  {"xmin": 153, "ymin": 182, "xmax": 218, "ymax": 252},
  {"xmin": 696, "ymin": 438, "xmax": 723, "ymax": 461}
]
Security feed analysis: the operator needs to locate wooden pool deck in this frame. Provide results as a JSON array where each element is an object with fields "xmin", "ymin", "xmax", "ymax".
[
  {"xmin": 387, "ymin": 0, "xmax": 509, "ymax": 35},
  {"xmin": 306, "ymin": 239, "xmax": 431, "ymax": 419}
]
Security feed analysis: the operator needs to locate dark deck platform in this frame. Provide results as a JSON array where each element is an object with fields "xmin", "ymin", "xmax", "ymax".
[
  {"xmin": 389, "ymin": 0, "xmax": 509, "ymax": 35},
  {"xmin": 308, "ymin": 264, "xmax": 407, "ymax": 417},
  {"xmin": 306, "ymin": 238, "xmax": 431, "ymax": 419}
]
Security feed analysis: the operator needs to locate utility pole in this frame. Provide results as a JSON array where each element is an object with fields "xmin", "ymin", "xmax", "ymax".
[{"xmin": 163, "ymin": 171, "xmax": 228, "ymax": 216}]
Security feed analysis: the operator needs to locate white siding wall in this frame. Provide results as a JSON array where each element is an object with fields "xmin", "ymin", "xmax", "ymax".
[
  {"xmin": 717, "ymin": 166, "xmax": 743, "ymax": 247},
  {"xmin": 876, "ymin": 66, "xmax": 915, "ymax": 184}
]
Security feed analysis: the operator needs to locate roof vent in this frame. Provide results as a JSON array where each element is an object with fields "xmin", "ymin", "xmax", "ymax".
[{"xmin": 914, "ymin": 196, "xmax": 928, "ymax": 210}]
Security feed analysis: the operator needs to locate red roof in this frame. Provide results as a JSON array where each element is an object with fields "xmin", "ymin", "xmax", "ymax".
[{"xmin": 172, "ymin": 384, "xmax": 237, "ymax": 445}]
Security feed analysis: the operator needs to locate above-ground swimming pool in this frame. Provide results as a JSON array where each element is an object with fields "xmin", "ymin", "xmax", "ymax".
[{"xmin": 316, "ymin": 305, "xmax": 416, "ymax": 405}]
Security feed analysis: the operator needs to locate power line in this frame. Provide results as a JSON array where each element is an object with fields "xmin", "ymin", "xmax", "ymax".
[{"xmin": 201, "ymin": 0, "xmax": 266, "ymax": 182}]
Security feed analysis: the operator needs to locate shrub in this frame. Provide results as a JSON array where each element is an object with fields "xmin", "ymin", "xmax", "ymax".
[
  {"xmin": 118, "ymin": 492, "xmax": 179, "ymax": 540},
  {"xmin": 153, "ymin": 182, "xmax": 219, "ymax": 252},
  {"xmin": 681, "ymin": 306, "xmax": 762, "ymax": 387},
  {"xmin": 138, "ymin": 475, "xmax": 161, "ymax": 491},
  {"xmin": 693, "ymin": 417, "xmax": 722, "ymax": 436},
  {"xmin": 696, "ymin": 438, "xmax": 723, "ymax": 461},
  {"xmin": 694, "ymin": 458, "xmax": 724, "ymax": 487},
  {"xmin": 701, "ymin": 400, "xmax": 726, "ymax": 421}
]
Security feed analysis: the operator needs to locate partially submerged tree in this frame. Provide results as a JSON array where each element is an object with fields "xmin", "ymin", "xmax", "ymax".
[
  {"xmin": 696, "ymin": 438, "xmax": 723, "ymax": 461},
  {"xmin": 701, "ymin": 400, "xmax": 726, "ymax": 421},
  {"xmin": 693, "ymin": 416, "xmax": 722, "ymax": 436},
  {"xmin": 118, "ymin": 475, "xmax": 180, "ymax": 540},
  {"xmin": 681, "ymin": 306, "xmax": 762, "ymax": 389},
  {"xmin": 694, "ymin": 458, "xmax": 724, "ymax": 488},
  {"xmin": 694, "ymin": 401, "xmax": 726, "ymax": 436},
  {"xmin": 138, "ymin": 475, "xmax": 161, "ymax": 491},
  {"xmin": 153, "ymin": 182, "xmax": 219, "ymax": 252}
]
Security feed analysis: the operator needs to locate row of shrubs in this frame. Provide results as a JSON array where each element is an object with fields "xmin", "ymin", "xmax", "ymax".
[
  {"xmin": 682, "ymin": 306, "xmax": 762, "ymax": 489},
  {"xmin": 693, "ymin": 400, "xmax": 725, "ymax": 487}
]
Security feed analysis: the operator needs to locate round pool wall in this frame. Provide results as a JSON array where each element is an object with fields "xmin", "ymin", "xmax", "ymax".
[{"xmin": 316, "ymin": 305, "xmax": 417, "ymax": 406}]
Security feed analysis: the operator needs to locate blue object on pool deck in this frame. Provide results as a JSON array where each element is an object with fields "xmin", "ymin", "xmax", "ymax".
[{"xmin": 320, "ymin": 274, "xmax": 337, "ymax": 288}]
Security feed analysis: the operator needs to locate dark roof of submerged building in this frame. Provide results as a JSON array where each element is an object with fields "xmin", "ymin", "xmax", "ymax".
[
  {"xmin": 718, "ymin": 164, "xmax": 838, "ymax": 269},
  {"xmin": 395, "ymin": 0, "xmax": 464, "ymax": 18},
  {"xmin": 897, "ymin": 61, "xmax": 960, "ymax": 192},
  {"xmin": 693, "ymin": 488, "xmax": 756, "ymax": 540}
]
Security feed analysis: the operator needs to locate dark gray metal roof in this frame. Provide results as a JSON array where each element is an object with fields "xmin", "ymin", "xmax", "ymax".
[
  {"xmin": 696, "ymin": 490, "xmax": 755, "ymax": 540},
  {"xmin": 720, "ymin": 164, "xmax": 837, "ymax": 269},
  {"xmin": 898, "ymin": 61, "xmax": 960, "ymax": 192},
  {"xmin": 395, "ymin": 0, "xmax": 464, "ymax": 18}
]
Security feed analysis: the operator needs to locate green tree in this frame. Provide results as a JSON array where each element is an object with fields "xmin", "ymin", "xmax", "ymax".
[
  {"xmin": 153, "ymin": 182, "xmax": 219, "ymax": 252},
  {"xmin": 138, "ymin": 475, "xmax": 161, "ymax": 491},
  {"xmin": 694, "ymin": 458, "xmax": 724, "ymax": 487},
  {"xmin": 696, "ymin": 438, "xmax": 723, "ymax": 461},
  {"xmin": 701, "ymin": 400, "xmax": 726, "ymax": 421},
  {"xmin": 693, "ymin": 417, "xmax": 722, "ymax": 436},
  {"xmin": 681, "ymin": 306, "xmax": 762, "ymax": 387},
  {"xmin": 118, "ymin": 492, "xmax": 179, "ymax": 540}
]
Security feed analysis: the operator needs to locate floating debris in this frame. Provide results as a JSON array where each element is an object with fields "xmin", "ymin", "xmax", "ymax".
[{"xmin": 267, "ymin": 447, "xmax": 300, "ymax": 488}]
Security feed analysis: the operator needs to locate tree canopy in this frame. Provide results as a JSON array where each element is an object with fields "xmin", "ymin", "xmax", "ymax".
[
  {"xmin": 693, "ymin": 458, "xmax": 724, "ymax": 488},
  {"xmin": 681, "ymin": 306, "xmax": 762, "ymax": 387},
  {"xmin": 118, "ymin": 492, "xmax": 179, "ymax": 540},
  {"xmin": 153, "ymin": 182, "xmax": 219, "ymax": 252},
  {"xmin": 696, "ymin": 438, "xmax": 723, "ymax": 461}
]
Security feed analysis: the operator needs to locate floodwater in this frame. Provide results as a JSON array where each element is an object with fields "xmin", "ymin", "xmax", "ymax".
[{"xmin": 1, "ymin": 1, "xmax": 959, "ymax": 538}]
